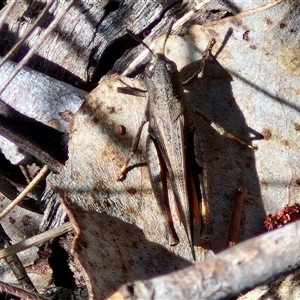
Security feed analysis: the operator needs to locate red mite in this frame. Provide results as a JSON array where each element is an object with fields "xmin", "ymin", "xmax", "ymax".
[{"xmin": 264, "ymin": 203, "xmax": 300, "ymax": 231}]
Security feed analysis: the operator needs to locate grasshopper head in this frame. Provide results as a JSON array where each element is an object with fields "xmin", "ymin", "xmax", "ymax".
[
  {"xmin": 144, "ymin": 20, "xmax": 178, "ymax": 82},
  {"xmin": 126, "ymin": 22, "xmax": 178, "ymax": 82},
  {"xmin": 145, "ymin": 53, "xmax": 177, "ymax": 78}
]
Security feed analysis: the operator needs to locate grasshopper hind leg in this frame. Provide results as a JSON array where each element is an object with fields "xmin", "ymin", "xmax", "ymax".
[
  {"xmin": 146, "ymin": 136, "xmax": 179, "ymax": 246},
  {"xmin": 187, "ymin": 129, "xmax": 213, "ymax": 246}
]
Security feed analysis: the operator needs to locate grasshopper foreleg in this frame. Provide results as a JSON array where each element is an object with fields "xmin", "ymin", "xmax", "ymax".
[
  {"xmin": 146, "ymin": 136, "xmax": 179, "ymax": 246},
  {"xmin": 181, "ymin": 38, "xmax": 216, "ymax": 86},
  {"xmin": 117, "ymin": 119, "xmax": 147, "ymax": 181},
  {"xmin": 117, "ymin": 78, "xmax": 147, "ymax": 97}
]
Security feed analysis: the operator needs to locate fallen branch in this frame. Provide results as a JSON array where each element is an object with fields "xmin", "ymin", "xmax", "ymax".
[{"xmin": 109, "ymin": 220, "xmax": 300, "ymax": 300}]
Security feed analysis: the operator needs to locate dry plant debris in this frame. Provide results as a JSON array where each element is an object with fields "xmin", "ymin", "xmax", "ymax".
[{"xmin": 264, "ymin": 203, "xmax": 300, "ymax": 231}]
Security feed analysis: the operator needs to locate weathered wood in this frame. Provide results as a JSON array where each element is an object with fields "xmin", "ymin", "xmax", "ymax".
[
  {"xmin": 0, "ymin": 102, "xmax": 67, "ymax": 172},
  {"xmin": 0, "ymin": 59, "xmax": 86, "ymax": 165},
  {"xmin": 1, "ymin": 0, "xmax": 108, "ymax": 87},
  {"xmin": 0, "ymin": 0, "xmax": 234, "ymax": 86}
]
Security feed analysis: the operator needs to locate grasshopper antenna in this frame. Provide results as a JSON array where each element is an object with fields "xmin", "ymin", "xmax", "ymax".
[
  {"xmin": 162, "ymin": 20, "xmax": 174, "ymax": 56},
  {"xmin": 126, "ymin": 20, "xmax": 174, "ymax": 58},
  {"xmin": 126, "ymin": 29, "xmax": 156, "ymax": 57}
]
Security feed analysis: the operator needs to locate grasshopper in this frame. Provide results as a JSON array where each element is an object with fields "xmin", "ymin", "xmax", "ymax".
[{"xmin": 118, "ymin": 26, "xmax": 256, "ymax": 255}]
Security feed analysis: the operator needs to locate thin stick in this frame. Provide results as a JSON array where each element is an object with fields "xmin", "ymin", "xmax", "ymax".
[
  {"xmin": 0, "ymin": 1, "xmax": 16, "ymax": 30},
  {"xmin": 0, "ymin": 0, "xmax": 74, "ymax": 95},
  {"xmin": 172, "ymin": 0, "xmax": 211, "ymax": 32},
  {"xmin": 0, "ymin": 0, "xmax": 55, "ymax": 70},
  {"xmin": 0, "ymin": 222, "xmax": 73, "ymax": 260},
  {"xmin": 0, "ymin": 165, "xmax": 49, "ymax": 220},
  {"xmin": 228, "ymin": 189, "xmax": 245, "ymax": 247}
]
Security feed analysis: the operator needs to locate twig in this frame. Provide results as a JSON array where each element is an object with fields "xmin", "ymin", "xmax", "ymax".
[
  {"xmin": 201, "ymin": 0, "xmax": 284, "ymax": 27},
  {"xmin": 228, "ymin": 189, "xmax": 245, "ymax": 247},
  {"xmin": 0, "ymin": 165, "xmax": 49, "ymax": 220},
  {"xmin": 0, "ymin": 222, "xmax": 73, "ymax": 260}
]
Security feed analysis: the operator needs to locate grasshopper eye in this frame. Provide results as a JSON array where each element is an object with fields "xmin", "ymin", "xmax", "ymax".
[
  {"xmin": 145, "ymin": 63, "xmax": 155, "ymax": 77},
  {"xmin": 166, "ymin": 61, "xmax": 177, "ymax": 73}
]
